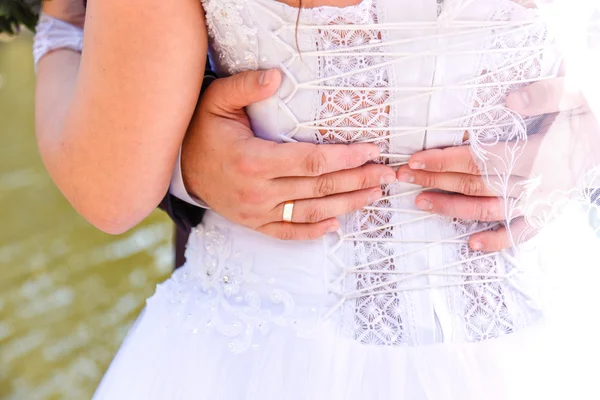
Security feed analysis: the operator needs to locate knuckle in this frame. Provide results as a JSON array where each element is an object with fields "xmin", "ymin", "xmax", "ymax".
[
  {"xmin": 237, "ymin": 211, "xmax": 261, "ymax": 227},
  {"xmin": 229, "ymin": 145, "xmax": 245, "ymax": 161},
  {"xmin": 426, "ymin": 149, "xmax": 445, "ymax": 172},
  {"xmin": 435, "ymin": 156, "xmax": 446, "ymax": 172},
  {"xmin": 314, "ymin": 175, "xmax": 336, "ymax": 197},
  {"xmin": 481, "ymin": 205, "xmax": 495, "ymax": 222},
  {"xmin": 234, "ymin": 189, "xmax": 246, "ymax": 204},
  {"xmin": 458, "ymin": 176, "xmax": 483, "ymax": 195},
  {"xmin": 234, "ymin": 156, "xmax": 259, "ymax": 176},
  {"xmin": 466, "ymin": 157, "xmax": 481, "ymax": 175},
  {"xmin": 343, "ymin": 149, "xmax": 361, "ymax": 169},
  {"xmin": 305, "ymin": 204, "xmax": 325, "ymax": 223},
  {"xmin": 237, "ymin": 210, "xmax": 253, "ymax": 223},
  {"xmin": 304, "ymin": 150, "xmax": 328, "ymax": 176},
  {"xmin": 343, "ymin": 154, "xmax": 355, "ymax": 169},
  {"xmin": 473, "ymin": 201, "xmax": 493, "ymax": 221},
  {"xmin": 233, "ymin": 74, "xmax": 248, "ymax": 98},
  {"xmin": 276, "ymin": 227, "xmax": 294, "ymax": 241},
  {"xmin": 238, "ymin": 187, "xmax": 264, "ymax": 205},
  {"xmin": 357, "ymin": 171, "xmax": 372, "ymax": 190},
  {"xmin": 419, "ymin": 173, "xmax": 434, "ymax": 188},
  {"xmin": 306, "ymin": 227, "xmax": 321, "ymax": 241}
]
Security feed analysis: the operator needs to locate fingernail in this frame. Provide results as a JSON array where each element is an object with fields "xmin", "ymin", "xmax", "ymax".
[
  {"xmin": 368, "ymin": 190, "xmax": 384, "ymax": 203},
  {"xmin": 471, "ymin": 241, "xmax": 483, "ymax": 250},
  {"xmin": 259, "ymin": 69, "xmax": 275, "ymax": 86},
  {"xmin": 409, "ymin": 161, "xmax": 425, "ymax": 170},
  {"xmin": 327, "ymin": 224, "xmax": 339, "ymax": 233},
  {"xmin": 416, "ymin": 199, "xmax": 433, "ymax": 211},
  {"xmin": 397, "ymin": 172, "xmax": 415, "ymax": 183},
  {"xmin": 507, "ymin": 90, "xmax": 530, "ymax": 111},
  {"xmin": 380, "ymin": 173, "xmax": 396, "ymax": 185}
]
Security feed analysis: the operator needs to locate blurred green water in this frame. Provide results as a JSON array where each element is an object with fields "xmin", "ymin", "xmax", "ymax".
[{"xmin": 0, "ymin": 34, "xmax": 173, "ymax": 399}]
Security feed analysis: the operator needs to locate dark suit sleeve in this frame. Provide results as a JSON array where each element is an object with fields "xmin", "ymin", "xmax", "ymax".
[{"xmin": 158, "ymin": 60, "xmax": 217, "ymax": 234}]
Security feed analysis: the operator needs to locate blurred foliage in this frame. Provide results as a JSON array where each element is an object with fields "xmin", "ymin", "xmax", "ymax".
[{"xmin": 0, "ymin": 0, "xmax": 41, "ymax": 35}]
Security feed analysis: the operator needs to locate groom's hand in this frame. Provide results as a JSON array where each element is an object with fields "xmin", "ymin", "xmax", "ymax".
[
  {"xmin": 397, "ymin": 77, "xmax": 588, "ymax": 252},
  {"xmin": 181, "ymin": 69, "xmax": 395, "ymax": 240}
]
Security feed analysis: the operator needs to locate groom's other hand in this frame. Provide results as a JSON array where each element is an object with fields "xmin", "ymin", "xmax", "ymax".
[
  {"xmin": 398, "ymin": 77, "xmax": 587, "ymax": 252},
  {"xmin": 181, "ymin": 69, "xmax": 395, "ymax": 240}
]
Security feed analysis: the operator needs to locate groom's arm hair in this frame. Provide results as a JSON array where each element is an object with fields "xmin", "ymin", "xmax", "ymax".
[{"xmin": 158, "ymin": 58, "xmax": 217, "ymax": 233}]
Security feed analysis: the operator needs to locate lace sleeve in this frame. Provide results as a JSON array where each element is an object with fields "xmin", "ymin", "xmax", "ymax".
[{"xmin": 32, "ymin": 13, "xmax": 84, "ymax": 71}]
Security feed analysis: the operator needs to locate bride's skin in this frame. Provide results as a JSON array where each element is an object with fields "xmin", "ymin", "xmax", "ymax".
[{"xmin": 37, "ymin": 0, "xmax": 208, "ymax": 233}]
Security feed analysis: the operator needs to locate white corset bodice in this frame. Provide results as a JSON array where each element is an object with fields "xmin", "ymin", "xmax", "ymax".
[{"xmin": 175, "ymin": 0, "xmax": 563, "ymax": 352}]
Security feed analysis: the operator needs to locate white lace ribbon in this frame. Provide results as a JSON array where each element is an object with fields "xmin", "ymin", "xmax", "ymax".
[{"xmin": 33, "ymin": 14, "xmax": 84, "ymax": 71}]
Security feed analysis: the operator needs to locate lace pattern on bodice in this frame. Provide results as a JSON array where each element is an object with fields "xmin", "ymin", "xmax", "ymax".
[
  {"xmin": 153, "ymin": 225, "xmax": 308, "ymax": 354},
  {"xmin": 446, "ymin": 6, "xmax": 549, "ymax": 341},
  {"xmin": 190, "ymin": 0, "xmax": 558, "ymax": 351},
  {"xmin": 309, "ymin": 0, "xmax": 414, "ymax": 346}
]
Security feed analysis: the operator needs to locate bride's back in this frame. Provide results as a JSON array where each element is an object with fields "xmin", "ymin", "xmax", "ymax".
[{"xmin": 200, "ymin": 0, "xmax": 560, "ymax": 347}]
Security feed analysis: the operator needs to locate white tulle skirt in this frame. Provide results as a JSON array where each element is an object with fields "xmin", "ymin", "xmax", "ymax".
[
  {"xmin": 93, "ymin": 209, "xmax": 600, "ymax": 400},
  {"xmin": 93, "ymin": 303, "xmax": 598, "ymax": 399}
]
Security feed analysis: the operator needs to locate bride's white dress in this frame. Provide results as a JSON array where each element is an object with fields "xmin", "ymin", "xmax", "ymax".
[{"xmin": 94, "ymin": 0, "xmax": 600, "ymax": 398}]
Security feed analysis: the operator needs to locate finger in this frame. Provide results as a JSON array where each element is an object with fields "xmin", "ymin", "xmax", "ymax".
[
  {"xmin": 275, "ymin": 163, "xmax": 395, "ymax": 201},
  {"xmin": 203, "ymin": 69, "xmax": 282, "ymax": 113},
  {"xmin": 506, "ymin": 77, "xmax": 587, "ymax": 117},
  {"xmin": 397, "ymin": 166, "xmax": 501, "ymax": 197},
  {"xmin": 415, "ymin": 192, "xmax": 508, "ymax": 221},
  {"xmin": 256, "ymin": 218, "xmax": 340, "ymax": 241},
  {"xmin": 265, "ymin": 141, "xmax": 382, "ymax": 178},
  {"xmin": 407, "ymin": 146, "xmax": 481, "ymax": 174},
  {"xmin": 469, "ymin": 218, "xmax": 538, "ymax": 252},
  {"xmin": 269, "ymin": 188, "xmax": 384, "ymax": 224}
]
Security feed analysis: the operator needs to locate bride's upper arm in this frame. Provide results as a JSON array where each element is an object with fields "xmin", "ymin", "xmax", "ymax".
[
  {"xmin": 55, "ymin": 0, "xmax": 208, "ymax": 233},
  {"xmin": 76, "ymin": 0, "xmax": 207, "ymax": 158}
]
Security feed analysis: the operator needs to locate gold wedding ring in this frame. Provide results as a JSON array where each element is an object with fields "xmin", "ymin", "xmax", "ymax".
[{"xmin": 282, "ymin": 200, "xmax": 295, "ymax": 223}]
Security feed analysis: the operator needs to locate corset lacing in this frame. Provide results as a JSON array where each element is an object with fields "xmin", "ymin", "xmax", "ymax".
[{"xmin": 251, "ymin": 0, "xmax": 551, "ymax": 324}]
